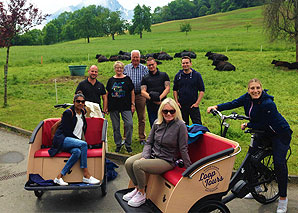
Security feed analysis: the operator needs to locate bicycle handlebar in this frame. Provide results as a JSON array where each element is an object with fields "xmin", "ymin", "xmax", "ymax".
[
  {"xmin": 54, "ymin": 103, "xmax": 73, "ymax": 109},
  {"xmin": 210, "ymin": 109, "xmax": 250, "ymax": 121}
]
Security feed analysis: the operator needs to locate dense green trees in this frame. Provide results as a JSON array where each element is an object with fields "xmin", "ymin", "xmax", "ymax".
[
  {"xmin": 129, "ymin": 5, "xmax": 152, "ymax": 39},
  {"xmin": 152, "ymin": 0, "xmax": 263, "ymax": 24}
]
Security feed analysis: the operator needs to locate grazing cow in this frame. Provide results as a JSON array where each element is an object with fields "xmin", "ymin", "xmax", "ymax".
[
  {"xmin": 271, "ymin": 60, "xmax": 291, "ymax": 68},
  {"xmin": 174, "ymin": 50, "xmax": 197, "ymax": 59},
  {"xmin": 288, "ymin": 62, "xmax": 298, "ymax": 69},
  {"xmin": 109, "ymin": 55, "xmax": 119, "ymax": 61},
  {"xmin": 157, "ymin": 52, "xmax": 173, "ymax": 60},
  {"xmin": 118, "ymin": 50, "xmax": 131, "ymax": 57},
  {"xmin": 212, "ymin": 60, "xmax": 236, "ymax": 71},
  {"xmin": 205, "ymin": 51, "xmax": 229, "ymax": 61},
  {"xmin": 97, "ymin": 55, "xmax": 109, "ymax": 63}
]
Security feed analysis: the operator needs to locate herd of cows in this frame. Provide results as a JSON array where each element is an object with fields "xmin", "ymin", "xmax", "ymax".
[{"xmin": 95, "ymin": 50, "xmax": 298, "ymax": 71}]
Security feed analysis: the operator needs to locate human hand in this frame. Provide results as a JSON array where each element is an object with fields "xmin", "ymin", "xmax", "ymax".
[
  {"xmin": 241, "ymin": 123, "xmax": 247, "ymax": 130},
  {"xmin": 140, "ymin": 157, "xmax": 145, "ymax": 160},
  {"xmin": 207, "ymin": 106, "xmax": 217, "ymax": 113},
  {"xmin": 131, "ymin": 105, "xmax": 135, "ymax": 113},
  {"xmin": 191, "ymin": 103, "xmax": 199, "ymax": 108}
]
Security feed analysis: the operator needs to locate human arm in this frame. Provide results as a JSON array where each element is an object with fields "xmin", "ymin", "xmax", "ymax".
[
  {"xmin": 207, "ymin": 105, "xmax": 218, "ymax": 113},
  {"xmin": 178, "ymin": 123, "xmax": 192, "ymax": 168},
  {"xmin": 141, "ymin": 123, "xmax": 157, "ymax": 159},
  {"xmin": 157, "ymin": 81, "xmax": 170, "ymax": 104},
  {"xmin": 141, "ymin": 85, "xmax": 151, "ymax": 100},
  {"xmin": 102, "ymin": 94, "xmax": 108, "ymax": 114},
  {"xmin": 131, "ymin": 89, "xmax": 135, "ymax": 113},
  {"xmin": 61, "ymin": 109, "xmax": 79, "ymax": 139},
  {"xmin": 173, "ymin": 91, "xmax": 181, "ymax": 108},
  {"xmin": 191, "ymin": 91, "xmax": 204, "ymax": 108}
]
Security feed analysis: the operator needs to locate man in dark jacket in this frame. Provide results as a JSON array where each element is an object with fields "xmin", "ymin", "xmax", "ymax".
[
  {"xmin": 141, "ymin": 57, "xmax": 170, "ymax": 127},
  {"xmin": 173, "ymin": 56, "xmax": 205, "ymax": 125}
]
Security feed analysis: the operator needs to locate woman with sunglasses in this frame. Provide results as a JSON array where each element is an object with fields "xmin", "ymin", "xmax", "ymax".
[
  {"xmin": 122, "ymin": 98, "xmax": 191, "ymax": 208},
  {"xmin": 49, "ymin": 93, "xmax": 100, "ymax": 186}
]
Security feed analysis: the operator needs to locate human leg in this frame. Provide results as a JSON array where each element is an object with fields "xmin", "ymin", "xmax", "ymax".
[
  {"xmin": 147, "ymin": 107, "xmax": 158, "ymax": 128},
  {"xmin": 189, "ymin": 106, "xmax": 202, "ymax": 125},
  {"xmin": 121, "ymin": 110, "xmax": 133, "ymax": 148},
  {"xmin": 181, "ymin": 105, "xmax": 190, "ymax": 125},
  {"xmin": 110, "ymin": 111, "xmax": 123, "ymax": 150},
  {"xmin": 135, "ymin": 94, "xmax": 146, "ymax": 140},
  {"xmin": 124, "ymin": 153, "xmax": 143, "ymax": 186}
]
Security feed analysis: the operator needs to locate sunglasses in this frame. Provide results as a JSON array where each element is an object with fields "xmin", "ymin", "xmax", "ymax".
[
  {"xmin": 162, "ymin": 109, "xmax": 176, "ymax": 115},
  {"xmin": 75, "ymin": 100, "xmax": 85, "ymax": 104}
]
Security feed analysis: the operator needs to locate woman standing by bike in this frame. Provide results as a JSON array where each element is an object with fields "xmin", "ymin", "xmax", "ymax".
[{"xmin": 207, "ymin": 78, "xmax": 292, "ymax": 213}]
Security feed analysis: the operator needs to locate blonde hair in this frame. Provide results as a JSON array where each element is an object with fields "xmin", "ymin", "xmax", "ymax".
[
  {"xmin": 113, "ymin": 61, "xmax": 124, "ymax": 69},
  {"xmin": 156, "ymin": 98, "xmax": 183, "ymax": 124},
  {"xmin": 248, "ymin": 78, "xmax": 262, "ymax": 89}
]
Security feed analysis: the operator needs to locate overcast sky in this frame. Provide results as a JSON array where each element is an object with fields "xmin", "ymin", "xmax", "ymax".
[{"xmin": 29, "ymin": 0, "xmax": 173, "ymax": 14}]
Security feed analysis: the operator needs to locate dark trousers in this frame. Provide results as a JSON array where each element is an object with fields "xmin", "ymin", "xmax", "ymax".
[
  {"xmin": 181, "ymin": 105, "xmax": 202, "ymax": 125},
  {"xmin": 147, "ymin": 107, "xmax": 158, "ymax": 128},
  {"xmin": 253, "ymin": 129, "xmax": 292, "ymax": 197}
]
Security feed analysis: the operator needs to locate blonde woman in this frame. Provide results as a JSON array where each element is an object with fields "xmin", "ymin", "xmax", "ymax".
[{"xmin": 123, "ymin": 98, "xmax": 191, "ymax": 208}]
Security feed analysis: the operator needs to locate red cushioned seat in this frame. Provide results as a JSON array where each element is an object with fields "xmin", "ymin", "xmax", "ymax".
[
  {"xmin": 161, "ymin": 133, "xmax": 236, "ymax": 186},
  {"xmin": 34, "ymin": 148, "xmax": 102, "ymax": 158},
  {"xmin": 162, "ymin": 167, "xmax": 186, "ymax": 186}
]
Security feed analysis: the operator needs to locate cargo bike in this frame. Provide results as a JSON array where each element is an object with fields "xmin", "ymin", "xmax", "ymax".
[
  {"xmin": 115, "ymin": 109, "xmax": 288, "ymax": 212},
  {"xmin": 24, "ymin": 104, "xmax": 108, "ymax": 198}
]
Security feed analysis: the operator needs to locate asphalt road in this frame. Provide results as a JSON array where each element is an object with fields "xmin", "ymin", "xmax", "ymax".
[{"xmin": 0, "ymin": 128, "xmax": 297, "ymax": 213}]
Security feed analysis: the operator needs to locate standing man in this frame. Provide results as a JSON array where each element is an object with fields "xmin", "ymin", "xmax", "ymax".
[
  {"xmin": 124, "ymin": 50, "xmax": 148, "ymax": 144},
  {"xmin": 76, "ymin": 65, "xmax": 108, "ymax": 114},
  {"xmin": 173, "ymin": 56, "xmax": 205, "ymax": 125},
  {"xmin": 141, "ymin": 57, "xmax": 170, "ymax": 127}
]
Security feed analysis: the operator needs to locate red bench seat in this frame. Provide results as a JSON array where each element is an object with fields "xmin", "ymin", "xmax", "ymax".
[
  {"xmin": 162, "ymin": 133, "xmax": 236, "ymax": 186},
  {"xmin": 34, "ymin": 117, "xmax": 105, "ymax": 158},
  {"xmin": 34, "ymin": 148, "xmax": 102, "ymax": 158}
]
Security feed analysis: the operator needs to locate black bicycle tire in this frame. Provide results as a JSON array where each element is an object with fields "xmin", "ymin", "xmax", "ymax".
[
  {"xmin": 189, "ymin": 200, "xmax": 230, "ymax": 213},
  {"xmin": 251, "ymin": 150, "xmax": 279, "ymax": 204}
]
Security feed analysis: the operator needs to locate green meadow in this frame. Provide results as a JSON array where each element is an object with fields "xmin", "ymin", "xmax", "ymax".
[{"xmin": 0, "ymin": 6, "xmax": 297, "ymax": 174}]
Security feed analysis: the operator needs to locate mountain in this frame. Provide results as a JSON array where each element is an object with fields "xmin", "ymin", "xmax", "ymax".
[{"xmin": 48, "ymin": 0, "xmax": 133, "ymax": 22}]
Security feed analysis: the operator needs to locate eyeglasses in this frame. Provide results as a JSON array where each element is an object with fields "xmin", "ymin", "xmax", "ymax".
[
  {"xmin": 75, "ymin": 100, "xmax": 85, "ymax": 104},
  {"xmin": 162, "ymin": 109, "xmax": 176, "ymax": 115}
]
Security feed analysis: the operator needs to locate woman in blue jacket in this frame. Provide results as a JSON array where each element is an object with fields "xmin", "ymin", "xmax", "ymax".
[
  {"xmin": 49, "ymin": 93, "xmax": 100, "ymax": 186},
  {"xmin": 207, "ymin": 78, "xmax": 292, "ymax": 213}
]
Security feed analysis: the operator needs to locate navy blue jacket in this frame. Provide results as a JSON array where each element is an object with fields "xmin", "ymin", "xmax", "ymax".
[
  {"xmin": 48, "ymin": 106, "xmax": 87, "ymax": 157},
  {"xmin": 173, "ymin": 68, "xmax": 205, "ymax": 107},
  {"xmin": 217, "ymin": 90, "xmax": 290, "ymax": 134}
]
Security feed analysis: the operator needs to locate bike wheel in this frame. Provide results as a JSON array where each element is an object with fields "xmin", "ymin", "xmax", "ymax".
[
  {"xmin": 190, "ymin": 200, "xmax": 230, "ymax": 213},
  {"xmin": 251, "ymin": 151, "xmax": 279, "ymax": 204},
  {"xmin": 34, "ymin": 190, "xmax": 44, "ymax": 198}
]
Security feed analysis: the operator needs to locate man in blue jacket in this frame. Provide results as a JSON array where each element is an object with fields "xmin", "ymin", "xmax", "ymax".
[{"xmin": 173, "ymin": 56, "xmax": 205, "ymax": 125}]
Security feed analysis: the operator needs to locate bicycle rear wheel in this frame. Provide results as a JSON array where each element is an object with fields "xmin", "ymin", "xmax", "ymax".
[
  {"xmin": 190, "ymin": 200, "xmax": 230, "ymax": 213},
  {"xmin": 251, "ymin": 151, "xmax": 279, "ymax": 204}
]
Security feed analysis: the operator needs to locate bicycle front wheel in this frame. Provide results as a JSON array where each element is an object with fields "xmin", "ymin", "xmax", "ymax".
[{"xmin": 251, "ymin": 150, "xmax": 279, "ymax": 204}]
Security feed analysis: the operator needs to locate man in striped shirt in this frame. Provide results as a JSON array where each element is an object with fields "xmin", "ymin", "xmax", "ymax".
[{"xmin": 124, "ymin": 50, "xmax": 148, "ymax": 144}]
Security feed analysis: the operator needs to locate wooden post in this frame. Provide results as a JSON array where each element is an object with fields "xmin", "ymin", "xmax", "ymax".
[{"xmin": 41, "ymin": 56, "xmax": 43, "ymax": 64}]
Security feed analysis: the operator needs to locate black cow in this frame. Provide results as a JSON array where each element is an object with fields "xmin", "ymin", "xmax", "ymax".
[
  {"xmin": 288, "ymin": 62, "xmax": 298, "ymax": 69},
  {"xmin": 117, "ymin": 55, "xmax": 131, "ymax": 61},
  {"xmin": 157, "ymin": 52, "xmax": 173, "ymax": 60},
  {"xmin": 271, "ymin": 60, "xmax": 291, "ymax": 68},
  {"xmin": 109, "ymin": 55, "xmax": 119, "ymax": 61},
  {"xmin": 205, "ymin": 51, "xmax": 229, "ymax": 61},
  {"xmin": 118, "ymin": 50, "xmax": 131, "ymax": 58},
  {"xmin": 174, "ymin": 50, "xmax": 197, "ymax": 59},
  {"xmin": 97, "ymin": 55, "xmax": 109, "ymax": 63},
  {"xmin": 212, "ymin": 60, "xmax": 235, "ymax": 71}
]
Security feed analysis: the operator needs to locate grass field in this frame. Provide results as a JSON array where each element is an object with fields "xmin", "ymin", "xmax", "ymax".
[{"xmin": 0, "ymin": 6, "xmax": 297, "ymax": 174}]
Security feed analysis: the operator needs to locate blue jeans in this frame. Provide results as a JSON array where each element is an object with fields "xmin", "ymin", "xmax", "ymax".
[{"xmin": 60, "ymin": 137, "xmax": 88, "ymax": 176}]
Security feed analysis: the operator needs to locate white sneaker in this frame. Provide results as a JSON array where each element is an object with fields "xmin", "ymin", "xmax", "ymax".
[
  {"xmin": 123, "ymin": 188, "xmax": 138, "ymax": 201},
  {"xmin": 244, "ymin": 185, "xmax": 262, "ymax": 199},
  {"xmin": 128, "ymin": 191, "xmax": 146, "ymax": 207},
  {"xmin": 54, "ymin": 178, "xmax": 68, "ymax": 186},
  {"xmin": 277, "ymin": 198, "xmax": 288, "ymax": 213},
  {"xmin": 82, "ymin": 176, "xmax": 100, "ymax": 184}
]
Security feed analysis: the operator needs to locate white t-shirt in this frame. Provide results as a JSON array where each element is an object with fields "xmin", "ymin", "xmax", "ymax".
[{"xmin": 73, "ymin": 113, "xmax": 83, "ymax": 139}]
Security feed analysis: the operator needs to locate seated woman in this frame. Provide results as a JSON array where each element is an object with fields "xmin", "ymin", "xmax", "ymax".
[
  {"xmin": 123, "ymin": 97, "xmax": 192, "ymax": 208},
  {"xmin": 48, "ymin": 93, "xmax": 100, "ymax": 186},
  {"xmin": 207, "ymin": 78, "xmax": 292, "ymax": 213}
]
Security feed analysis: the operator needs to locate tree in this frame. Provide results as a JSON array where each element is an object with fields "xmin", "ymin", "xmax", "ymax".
[
  {"xmin": 180, "ymin": 22, "xmax": 192, "ymax": 35},
  {"xmin": 0, "ymin": 0, "xmax": 47, "ymax": 106},
  {"xmin": 43, "ymin": 23, "xmax": 58, "ymax": 45},
  {"xmin": 263, "ymin": 0, "xmax": 298, "ymax": 61},
  {"xmin": 129, "ymin": 5, "xmax": 152, "ymax": 39},
  {"xmin": 105, "ymin": 11, "xmax": 126, "ymax": 40}
]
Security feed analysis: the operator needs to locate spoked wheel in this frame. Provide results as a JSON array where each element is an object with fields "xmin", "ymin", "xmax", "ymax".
[
  {"xmin": 34, "ymin": 190, "xmax": 44, "ymax": 198},
  {"xmin": 190, "ymin": 200, "xmax": 230, "ymax": 213},
  {"xmin": 251, "ymin": 151, "xmax": 279, "ymax": 204}
]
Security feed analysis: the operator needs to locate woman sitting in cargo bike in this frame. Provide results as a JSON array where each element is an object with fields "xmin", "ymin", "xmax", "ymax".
[
  {"xmin": 123, "ymin": 97, "xmax": 192, "ymax": 207},
  {"xmin": 49, "ymin": 93, "xmax": 100, "ymax": 186}
]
